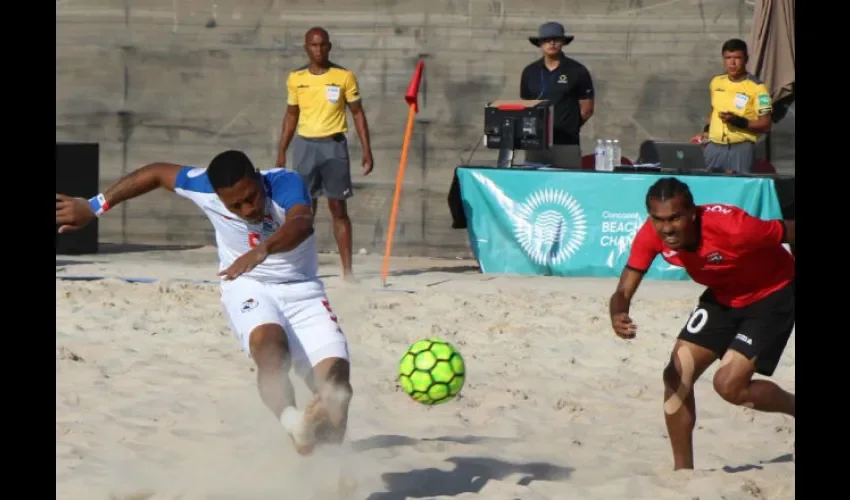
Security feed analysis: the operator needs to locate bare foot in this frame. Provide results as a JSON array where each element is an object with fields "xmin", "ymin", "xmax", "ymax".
[
  {"xmin": 342, "ymin": 273, "xmax": 359, "ymax": 284},
  {"xmin": 280, "ymin": 399, "xmax": 329, "ymax": 456},
  {"xmin": 303, "ymin": 395, "xmax": 330, "ymax": 433},
  {"xmin": 300, "ymin": 396, "xmax": 330, "ymax": 455}
]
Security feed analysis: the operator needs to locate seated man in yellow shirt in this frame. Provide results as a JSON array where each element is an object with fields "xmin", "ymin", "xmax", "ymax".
[
  {"xmin": 696, "ymin": 39, "xmax": 772, "ymax": 174},
  {"xmin": 277, "ymin": 27, "xmax": 374, "ymax": 281}
]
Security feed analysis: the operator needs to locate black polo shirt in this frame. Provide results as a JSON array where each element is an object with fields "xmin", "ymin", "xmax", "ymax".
[{"xmin": 519, "ymin": 53, "xmax": 594, "ymax": 146}]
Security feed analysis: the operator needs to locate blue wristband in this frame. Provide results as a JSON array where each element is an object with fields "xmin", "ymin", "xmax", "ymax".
[{"xmin": 88, "ymin": 194, "xmax": 110, "ymax": 217}]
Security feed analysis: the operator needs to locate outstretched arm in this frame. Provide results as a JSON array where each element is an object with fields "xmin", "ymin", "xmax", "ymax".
[
  {"xmin": 56, "ymin": 162, "xmax": 184, "ymax": 233},
  {"xmin": 101, "ymin": 162, "xmax": 184, "ymax": 207}
]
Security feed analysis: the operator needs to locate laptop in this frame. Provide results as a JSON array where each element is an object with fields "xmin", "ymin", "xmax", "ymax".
[{"xmin": 651, "ymin": 141, "xmax": 707, "ymax": 172}]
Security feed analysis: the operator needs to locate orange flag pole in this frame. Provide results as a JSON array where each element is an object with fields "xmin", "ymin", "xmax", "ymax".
[{"xmin": 381, "ymin": 60, "xmax": 424, "ymax": 287}]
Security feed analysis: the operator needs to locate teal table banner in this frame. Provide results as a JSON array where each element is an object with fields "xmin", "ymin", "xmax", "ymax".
[{"xmin": 456, "ymin": 168, "xmax": 783, "ymax": 280}]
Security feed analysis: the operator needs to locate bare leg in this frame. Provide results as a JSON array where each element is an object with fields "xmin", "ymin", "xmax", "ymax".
[
  {"xmin": 307, "ymin": 357, "xmax": 354, "ymax": 445},
  {"xmin": 662, "ymin": 340, "xmax": 718, "ymax": 470},
  {"xmin": 248, "ymin": 324, "xmax": 297, "ymax": 420},
  {"xmin": 248, "ymin": 324, "xmax": 326, "ymax": 455},
  {"xmin": 713, "ymin": 350, "xmax": 795, "ymax": 417},
  {"xmin": 327, "ymin": 199, "xmax": 354, "ymax": 280}
]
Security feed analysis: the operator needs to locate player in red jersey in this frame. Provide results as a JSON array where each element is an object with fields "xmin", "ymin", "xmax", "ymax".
[{"xmin": 609, "ymin": 177, "xmax": 795, "ymax": 470}]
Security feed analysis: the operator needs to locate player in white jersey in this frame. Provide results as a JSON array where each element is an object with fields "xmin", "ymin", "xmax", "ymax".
[{"xmin": 55, "ymin": 150, "xmax": 352, "ymax": 455}]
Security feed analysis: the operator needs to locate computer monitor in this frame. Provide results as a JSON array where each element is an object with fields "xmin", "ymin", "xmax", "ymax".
[{"xmin": 484, "ymin": 100, "xmax": 553, "ymax": 168}]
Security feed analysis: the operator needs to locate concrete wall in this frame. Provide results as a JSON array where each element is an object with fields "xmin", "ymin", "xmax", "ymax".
[{"xmin": 57, "ymin": 0, "xmax": 792, "ymax": 257}]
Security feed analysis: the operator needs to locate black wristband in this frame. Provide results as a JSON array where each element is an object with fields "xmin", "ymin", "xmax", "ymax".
[
  {"xmin": 728, "ymin": 115, "xmax": 749, "ymax": 129},
  {"xmin": 703, "ymin": 124, "xmax": 710, "ymax": 133}
]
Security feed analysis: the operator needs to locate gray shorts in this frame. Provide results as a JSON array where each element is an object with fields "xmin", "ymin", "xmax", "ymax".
[
  {"xmin": 292, "ymin": 134, "xmax": 352, "ymax": 200},
  {"xmin": 703, "ymin": 141, "xmax": 756, "ymax": 174},
  {"xmin": 524, "ymin": 144, "xmax": 582, "ymax": 169}
]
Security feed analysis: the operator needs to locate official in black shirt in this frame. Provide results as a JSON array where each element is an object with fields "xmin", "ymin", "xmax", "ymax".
[{"xmin": 520, "ymin": 22, "xmax": 595, "ymax": 168}]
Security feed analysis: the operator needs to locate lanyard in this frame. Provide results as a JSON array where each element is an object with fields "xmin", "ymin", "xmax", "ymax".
[{"xmin": 538, "ymin": 67, "xmax": 560, "ymax": 98}]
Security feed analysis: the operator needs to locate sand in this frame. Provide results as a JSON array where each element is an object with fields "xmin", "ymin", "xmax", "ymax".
[{"xmin": 56, "ymin": 247, "xmax": 795, "ymax": 500}]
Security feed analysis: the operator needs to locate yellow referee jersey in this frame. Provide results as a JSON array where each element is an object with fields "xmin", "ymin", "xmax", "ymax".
[
  {"xmin": 708, "ymin": 74, "xmax": 772, "ymax": 144},
  {"xmin": 286, "ymin": 63, "xmax": 361, "ymax": 138}
]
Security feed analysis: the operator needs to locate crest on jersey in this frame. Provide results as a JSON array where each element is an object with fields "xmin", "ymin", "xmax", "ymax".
[
  {"xmin": 706, "ymin": 251, "xmax": 723, "ymax": 264},
  {"xmin": 261, "ymin": 215, "xmax": 279, "ymax": 236},
  {"xmin": 241, "ymin": 298, "xmax": 258, "ymax": 313}
]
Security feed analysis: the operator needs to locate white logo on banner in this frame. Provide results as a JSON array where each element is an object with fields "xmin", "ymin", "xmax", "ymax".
[{"xmin": 513, "ymin": 188, "xmax": 587, "ymax": 266}]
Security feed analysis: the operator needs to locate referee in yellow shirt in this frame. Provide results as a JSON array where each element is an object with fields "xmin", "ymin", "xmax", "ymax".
[
  {"xmin": 696, "ymin": 39, "xmax": 772, "ymax": 174},
  {"xmin": 277, "ymin": 27, "xmax": 374, "ymax": 281}
]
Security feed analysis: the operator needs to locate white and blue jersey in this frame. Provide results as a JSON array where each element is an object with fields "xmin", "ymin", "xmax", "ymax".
[{"xmin": 173, "ymin": 166, "xmax": 318, "ymax": 284}]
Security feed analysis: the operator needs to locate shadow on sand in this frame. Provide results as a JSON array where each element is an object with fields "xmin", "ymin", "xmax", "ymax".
[
  {"xmin": 365, "ymin": 456, "xmax": 573, "ymax": 499},
  {"xmin": 95, "ymin": 243, "xmax": 206, "ymax": 254},
  {"xmin": 718, "ymin": 453, "xmax": 794, "ymax": 474},
  {"xmin": 388, "ymin": 264, "xmax": 481, "ymax": 278},
  {"xmin": 56, "ymin": 244, "xmax": 206, "ymax": 272},
  {"xmin": 56, "ymin": 243, "xmax": 205, "ymax": 257},
  {"xmin": 351, "ymin": 434, "xmax": 511, "ymax": 453},
  {"xmin": 56, "ymin": 259, "xmax": 101, "ymax": 269},
  {"xmin": 352, "ymin": 434, "xmax": 573, "ymax": 499}
]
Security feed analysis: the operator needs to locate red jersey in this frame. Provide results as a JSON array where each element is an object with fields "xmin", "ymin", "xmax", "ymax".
[{"xmin": 626, "ymin": 204, "xmax": 794, "ymax": 308}]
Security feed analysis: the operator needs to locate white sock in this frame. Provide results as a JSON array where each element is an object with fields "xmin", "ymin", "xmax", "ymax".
[{"xmin": 280, "ymin": 407, "xmax": 303, "ymax": 436}]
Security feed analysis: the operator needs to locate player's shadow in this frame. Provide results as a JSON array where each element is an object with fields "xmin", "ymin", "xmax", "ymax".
[
  {"xmin": 364, "ymin": 455, "xmax": 573, "ymax": 499},
  {"xmin": 715, "ymin": 453, "xmax": 794, "ymax": 473}
]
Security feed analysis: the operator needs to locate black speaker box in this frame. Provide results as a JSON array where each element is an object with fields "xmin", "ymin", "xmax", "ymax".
[{"xmin": 56, "ymin": 143, "xmax": 100, "ymax": 255}]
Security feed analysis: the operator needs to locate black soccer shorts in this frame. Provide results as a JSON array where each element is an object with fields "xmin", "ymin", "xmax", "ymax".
[{"xmin": 676, "ymin": 280, "xmax": 795, "ymax": 376}]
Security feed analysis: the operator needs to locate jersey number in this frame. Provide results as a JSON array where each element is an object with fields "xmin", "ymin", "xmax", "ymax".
[
  {"xmin": 321, "ymin": 299, "xmax": 344, "ymax": 335},
  {"xmin": 685, "ymin": 308, "xmax": 709, "ymax": 334},
  {"xmin": 248, "ymin": 232, "xmax": 261, "ymax": 248}
]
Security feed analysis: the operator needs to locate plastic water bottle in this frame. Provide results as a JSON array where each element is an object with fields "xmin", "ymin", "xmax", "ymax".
[
  {"xmin": 594, "ymin": 138, "xmax": 606, "ymax": 171},
  {"xmin": 612, "ymin": 139, "xmax": 621, "ymax": 169},
  {"xmin": 605, "ymin": 139, "xmax": 614, "ymax": 171}
]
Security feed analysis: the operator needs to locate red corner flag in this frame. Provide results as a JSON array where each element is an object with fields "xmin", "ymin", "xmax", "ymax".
[
  {"xmin": 404, "ymin": 60, "xmax": 425, "ymax": 112},
  {"xmin": 381, "ymin": 60, "xmax": 424, "ymax": 287}
]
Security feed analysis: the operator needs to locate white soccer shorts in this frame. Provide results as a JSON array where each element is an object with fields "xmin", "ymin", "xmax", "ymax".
[{"xmin": 220, "ymin": 277, "xmax": 349, "ymax": 378}]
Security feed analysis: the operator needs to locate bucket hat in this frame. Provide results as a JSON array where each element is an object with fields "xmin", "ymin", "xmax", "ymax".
[{"xmin": 529, "ymin": 22, "xmax": 574, "ymax": 47}]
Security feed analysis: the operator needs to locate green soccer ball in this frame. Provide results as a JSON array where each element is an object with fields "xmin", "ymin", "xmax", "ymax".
[{"xmin": 397, "ymin": 337, "xmax": 466, "ymax": 405}]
